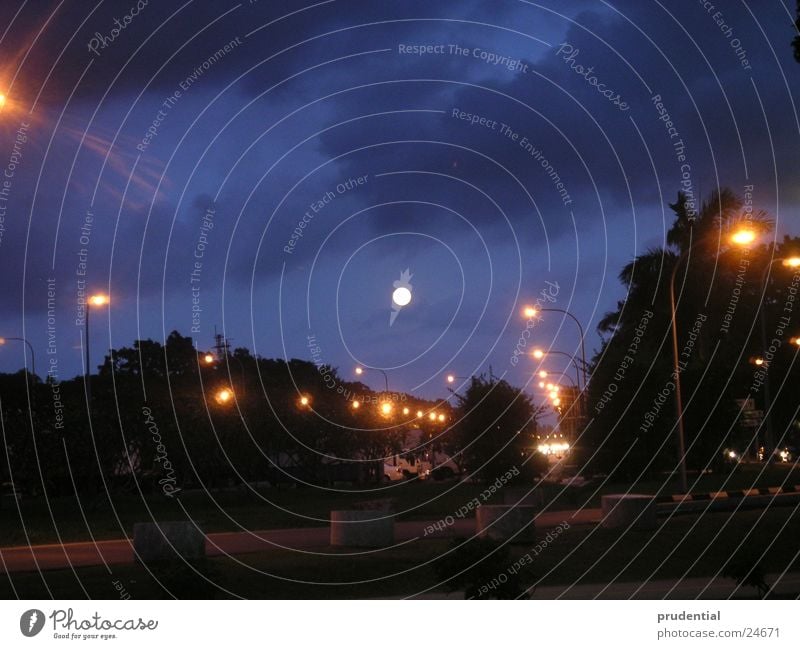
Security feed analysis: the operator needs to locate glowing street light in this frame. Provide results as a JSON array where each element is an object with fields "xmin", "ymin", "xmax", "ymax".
[
  {"xmin": 299, "ymin": 395, "xmax": 311, "ymax": 407},
  {"xmin": 538, "ymin": 370, "xmax": 548, "ymax": 378},
  {"xmin": 380, "ymin": 402, "xmax": 393, "ymax": 416},
  {"xmin": 538, "ymin": 381, "xmax": 546, "ymax": 389},
  {"xmin": 203, "ymin": 353, "xmax": 215, "ymax": 364},
  {"xmin": 670, "ymin": 226, "xmax": 760, "ymax": 491},
  {"xmin": 402, "ymin": 407, "xmax": 410, "ymax": 416},
  {"xmin": 215, "ymin": 387, "xmax": 234, "ymax": 404},
  {"xmin": 354, "ymin": 366, "xmax": 389, "ymax": 392},
  {"xmin": 532, "ymin": 349, "xmax": 544, "ymax": 360},
  {"xmin": 751, "ymin": 252, "xmax": 800, "ymax": 458},
  {"xmin": 446, "ymin": 374, "xmax": 455, "ymax": 383},
  {"xmin": 85, "ymin": 293, "xmax": 110, "ymax": 407},
  {"xmin": 416, "ymin": 410, "xmax": 424, "ymax": 418},
  {"xmin": 351, "ymin": 400, "xmax": 360, "ymax": 409},
  {"xmin": 428, "ymin": 412, "xmax": 437, "ymax": 421},
  {"xmin": 523, "ymin": 306, "xmax": 538, "ymax": 318},
  {"xmin": 0, "ymin": 94, "xmax": 6, "ymax": 109},
  {"xmin": 730, "ymin": 229, "xmax": 757, "ymax": 246},
  {"xmin": 752, "ymin": 357, "xmax": 765, "ymax": 366},
  {"xmin": 791, "ymin": 337, "xmax": 800, "ymax": 347},
  {"xmin": 0, "ymin": 336, "xmax": 36, "ymax": 391},
  {"xmin": 438, "ymin": 413, "xmax": 446, "ymax": 422}
]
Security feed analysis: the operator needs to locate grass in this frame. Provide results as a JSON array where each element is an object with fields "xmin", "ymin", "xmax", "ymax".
[
  {"xmin": 1, "ymin": 463, "xmax": 797, "ymax": 547},
  {"xmin": 1, "ymin": 506, "xmax": 797, "ymax": 599}
]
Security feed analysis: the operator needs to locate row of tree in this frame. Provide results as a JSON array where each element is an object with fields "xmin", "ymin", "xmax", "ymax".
[
  {"xmin": 0, "ymin": 333, "xmax": 543, "ymax": 497},
  {"xmin": 583, "ymin": 189, "xmax": 800, "ymax": 479}
]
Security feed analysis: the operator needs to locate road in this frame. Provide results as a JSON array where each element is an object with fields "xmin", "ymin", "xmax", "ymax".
[{"xmin": 0, "ymin": 508, "xmax": 600, "ymax": 574}]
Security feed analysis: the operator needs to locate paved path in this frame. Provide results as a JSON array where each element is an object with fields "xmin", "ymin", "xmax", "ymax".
[
  {"xmin": 406, "ymin": 572, "xmax": 800, "ymax": 599},
  {"xmin": 0, "ymin": 508, "xmax": 600, "ymax": 574}
]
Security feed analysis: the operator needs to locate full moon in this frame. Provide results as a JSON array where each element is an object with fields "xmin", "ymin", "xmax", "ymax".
[{"xmin": 392, "ymin": 286, "xmax": 412, "ymax": 306}]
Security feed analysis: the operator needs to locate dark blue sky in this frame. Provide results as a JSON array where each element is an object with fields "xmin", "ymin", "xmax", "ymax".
[{"xmin": 0, "ymin": 0, "xmax": 798, "ymax": 402}]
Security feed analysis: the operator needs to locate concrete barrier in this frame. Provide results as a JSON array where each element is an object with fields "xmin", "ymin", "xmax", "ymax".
[
  {"xmin": 133, "ymin": 521, "xmax": 206, "ymax": 563},
  {"xmin": 601, "ymin": 494, "xmax": 657, "ymax": 530},
  {"xmin": 476, "ymin": 505, "xmax": 537, "ymax": 543},
  {"xmin": 503, "ymin": 486, "xmax": 544, "ymax": 509},
  {"xmin": 330, "ymin": 510, "xmax": 395, "ymax": 547}
]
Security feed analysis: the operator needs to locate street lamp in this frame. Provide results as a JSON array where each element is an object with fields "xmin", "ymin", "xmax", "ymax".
[
  {"xmin": 380, "ymin": 402, "xmax": 393, "ymax": 416},
  {"xmin": 522, "ymin": 306, "xmax": 588, "ymax": 388},
  {"xmin": 670, "ymin": 228, "xmax": 755, "ymax": 491},
  {"xmin": 351, "ymin": 400, "xmax": 360, "ymax": 409},
  {"xmin": 203, "ymin": 353, "xmax": 215, "ymax": 364},
  {"xmin": 531, "ymin": 348, "xmax": 581, "ymax": 388},
  {"xmin": 215, "ymin": 387, "xmax": 234, "ymax": 405},
  {"xmin": 746, "ymin": 254, "xmax": 800, "ymax": 459},
  {"xmin": 85, "ymin": 293, "xmax": 109, "ymax": 406},
  {"xmin": 0, "ymin": 337, "xmax": 36, "ymax": 394},
  {"xmin": 355, "ymin": 366, "xmax": 389, "ymax": 392}
]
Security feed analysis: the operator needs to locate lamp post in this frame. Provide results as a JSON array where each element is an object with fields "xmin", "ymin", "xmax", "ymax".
[
  {"xmin": 523, "ymin": 306, "xmax": 588, "ymax": 388},
  {"xmin": 531, "ymin": 349, "xmax": 582, "ymax": 389},
  {"xmin": 355, "ymin": 366, "xmax": 389, "ymax": 392},
  {"xmin": 0, "ymin": 337, "xmax": 36, "ymax": 380},
  {"xmin": 670, "ymin": 229, "xmax": 756, "ymax": 492},
  {"xmin": 756, "ymin": 255, "xmax": 800, "ymax": 458},
  {"xmin": 85, "ymin": 294, "xmax": 109, "ymax": 407}
]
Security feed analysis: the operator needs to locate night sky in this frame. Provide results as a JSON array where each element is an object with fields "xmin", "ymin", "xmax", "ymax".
[{"xmin": 0, "ymin": 0, "xmax": 798, "ymax": 401}]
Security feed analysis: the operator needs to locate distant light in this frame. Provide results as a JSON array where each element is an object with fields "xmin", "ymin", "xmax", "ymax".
[
  {"xmin": 355, "ymin": 367, "xmax": 364, "ymax": 375},
  {"xmin": 791, "ymin": 337, "xmax": 800, "ymax": 347},
  {"xmin": 0, "ymin": 94, "xmax": 6, "ymax": 108},
  {"xmin": 523, "ymin": 306, "xmax": 537, "ymax": 318},
  {"xmin": 782, "ymin": 257, "xmax": 800, "ymax": 268},
  {"xmin": 402, "ymin": 407, "xmax": 410, "ymax": 415},
  {"xmin": 352, "ymin": 400, "xmax": 360, "ymax": 409},
  {"xmin": 300, "ymin": 395, "xmax": 310, "ymax": 407},
  {"xmin": 538, "ymin": 371, "xmax": 548, "ymax": 378},
  {"xmin": 727, "ymin": 450, "xmax": 737, "ymax": 459},
  {"xmin": 88, "ymin": 294, "xmax": 109, "ymax": 307},
  {"xmin": 204, "ymin": 353, "xmax": 215, "ymax": 364},
  {"xmin": 438, "ymin": 413, "xmax": 446, "ymax": 422},
  {"xmin": 546, "ymin": 383, "xmax": 554, "ymax": 391},
  {"xmin": 532, "ymin": 349, "xmax": 544, "ymax": 360},
  {"xmin": 429, "ymin": 412, "xmax": 437, "ymax": 421},
  {"xmin": 549, "ymin": 391, "xmax": 558, "ymax": 399},
  {"xmin": 416, "ymin": 410, "xmax": 424, "ymax": 418},
  {"xmin": 754, "ymin": 357, "xmax": 765, "ymax": 366},
  {"xmin": 392, "ymin": 286, "xmax": 412, "ymax": 307},
  {"xmin": 538, "ymin": 381, "xmax": 545, "ymax": 389},
  {"xmin": 381, "ymin": 402, "xmax": 393, "ymax": 415},
  {"xmin": 730, "ymin": 229, "xmax": 756, "ymax": 246},
  {"xmin": 446, "ymin": 374, "xmax": 455, "ymax": 383},
  {"xmin": 553, "ymin": 398, "xmax": 561, "ymax": 406},
  {"xmin": 215, "ymin": 388, "xmax": 233, "ymax": 404}
]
